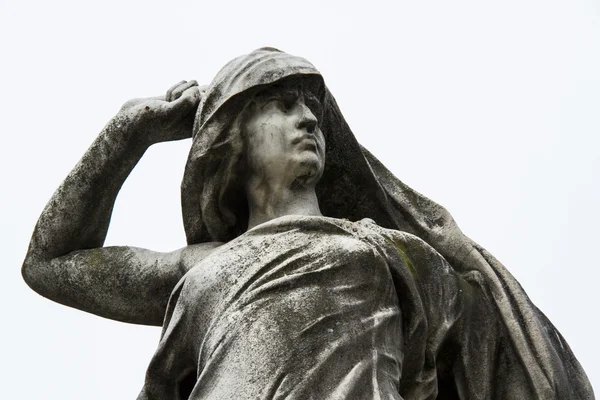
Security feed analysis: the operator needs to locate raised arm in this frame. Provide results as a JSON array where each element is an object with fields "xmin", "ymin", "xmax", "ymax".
[{"xmin": 22, "ymin": 81, "xmax": 218, "ymax": 326}]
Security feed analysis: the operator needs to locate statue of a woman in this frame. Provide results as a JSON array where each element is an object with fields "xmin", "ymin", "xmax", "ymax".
[{"xmin": 22, "ymin": 48, "xmax": 594, "ymax": 399}]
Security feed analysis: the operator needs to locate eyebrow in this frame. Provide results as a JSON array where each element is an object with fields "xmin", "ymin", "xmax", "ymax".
[
  {"xmin": 257, "ymin": 83, "xmax": 320, "ymax": 98},
  {"xmin": 253, "ymin": 85, "xmax": 322, "ymax": 114}
]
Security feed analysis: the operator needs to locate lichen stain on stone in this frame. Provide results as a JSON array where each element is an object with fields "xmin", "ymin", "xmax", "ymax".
[{"xmin": 387, "ymin": 237, "xmax": 417, "ymax": 279}]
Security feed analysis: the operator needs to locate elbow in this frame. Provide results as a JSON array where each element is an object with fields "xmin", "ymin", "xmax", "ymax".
[
  {"xmin": 21, "ymin": 256, "xmax": 50, "ymax": 297},
  {"xmin": 21, "ymin": 257, "xmax": 35, "ymax": 288}
]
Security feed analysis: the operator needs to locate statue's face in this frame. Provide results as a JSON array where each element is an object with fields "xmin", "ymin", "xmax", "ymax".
[{"xmin": 243, "ymin": 84, "xmax": 325, "ymax": 188}]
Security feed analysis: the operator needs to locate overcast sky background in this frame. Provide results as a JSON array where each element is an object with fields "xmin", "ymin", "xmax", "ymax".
[{"xmin": 1, "ymin": 0, "xmax": 599, "ymax": 398}]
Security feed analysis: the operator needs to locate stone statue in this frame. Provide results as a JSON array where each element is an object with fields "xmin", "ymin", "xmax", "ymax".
[{"xmin": 22, "ymin": 48, "xmax": 594, "ymax": 399}]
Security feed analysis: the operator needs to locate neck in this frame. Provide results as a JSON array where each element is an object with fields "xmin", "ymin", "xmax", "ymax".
[{"xmin": 246, "ymin": 179, "xmax": 322, "ymax": 230}]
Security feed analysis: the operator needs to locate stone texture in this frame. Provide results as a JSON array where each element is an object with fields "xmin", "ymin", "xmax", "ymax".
[{"xmin": 23, "ymin": 48, "xmax": 594, "ymax": 399}]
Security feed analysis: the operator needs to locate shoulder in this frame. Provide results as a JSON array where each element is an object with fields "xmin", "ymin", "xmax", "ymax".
[
  {"xmin": 359, "ymin": 221, "xmax": 472, "ymax": 320},
  {"xmin": 177, "ymin": 242, "xmax": 224, "ymax": 275},
  {"xmin": 161, "ymin": 242, "xmax": 226, "ymax": 322},
  {"xmin": 357, "ymin": 219, "xmax": 437, "ymax": 253},
  {"xmin": 357, "ymin": 219, "xmax": 452, "ymax": 276}
]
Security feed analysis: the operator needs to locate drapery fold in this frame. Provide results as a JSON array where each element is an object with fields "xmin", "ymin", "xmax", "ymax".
[{"xmin": 178, "ymin": 47, "xmax": 593, "ymax": 399}]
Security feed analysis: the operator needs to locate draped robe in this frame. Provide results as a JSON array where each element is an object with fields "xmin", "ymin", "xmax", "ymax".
[
  {"xmin": 140, "ymin": 216, "xmax": 470, "ymax": 399},
  {"xmin": 138, "ymin": 48, "xmax": 593, "ymax": 399}
]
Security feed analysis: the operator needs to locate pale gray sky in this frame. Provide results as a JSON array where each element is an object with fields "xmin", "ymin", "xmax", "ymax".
[{"xmin": 1, "ymin": 0, "xmax": 599, "ymax": 398}]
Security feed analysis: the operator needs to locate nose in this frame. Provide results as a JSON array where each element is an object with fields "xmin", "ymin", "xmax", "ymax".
[{"xmin": 295, "ymin": 102, "xmax": 318, "ymax": 134}]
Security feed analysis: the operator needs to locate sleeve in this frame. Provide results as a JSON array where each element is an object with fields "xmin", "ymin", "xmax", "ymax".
[
  {"xmin": 370, "ymin": 225, "xmax": 595, "ymax": 400},
  {"xmin": 365, "ymin": 226, "xmax": 472, "ymax": 399}
]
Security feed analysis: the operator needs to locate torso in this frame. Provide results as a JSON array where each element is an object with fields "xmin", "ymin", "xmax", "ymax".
[{"xmin": 175, "ymin": 216, "xmax": 404, "ymax": 399}]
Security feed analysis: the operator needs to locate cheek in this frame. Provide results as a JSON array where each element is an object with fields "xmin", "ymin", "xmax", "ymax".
[
  {"xmin": 247, "ymin": 118, "xmax": 291, "ymax": 169},
  {"xmin": 315, "ymin": 129, "xmax": 326, "ymax": 158}
]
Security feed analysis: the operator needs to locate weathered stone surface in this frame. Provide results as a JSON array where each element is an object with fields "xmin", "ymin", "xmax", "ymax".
[{"xmin": 23, "ymin": 48, "xmax": 594, "ymax": 399}]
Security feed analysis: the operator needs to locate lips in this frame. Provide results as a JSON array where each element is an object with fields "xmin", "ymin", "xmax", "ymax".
[
  {"xmin": 293, "ymin": 135, "xmax": 318, "ymax": 152},
  {"xmin": 299, "ymin": 140, "xmax": 317, "ymax": 152}
]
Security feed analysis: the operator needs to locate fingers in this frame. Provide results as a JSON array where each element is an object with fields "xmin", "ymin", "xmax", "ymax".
[
  {"xmin": 165, "ymin": 80, "xmax": 186, "ymax": 102},
  {"xmin": 172, "ymin": 80, "xmax": 198, "ymax": 101},
  {"xmin": 161, "ymin": 86, "xmax": 201, "ymax": 119},
  {"xmin": 160, "ymin": 86, "xmax": 201, "ymax": 139},
  {"xmin": 166, "ymin": 80, "xmax": 198, "ymax": 102}
]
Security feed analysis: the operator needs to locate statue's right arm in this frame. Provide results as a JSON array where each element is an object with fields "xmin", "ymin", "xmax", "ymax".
[{"xmin": 21, "ymin": 81, "xmax": 220, "ymax": 326}]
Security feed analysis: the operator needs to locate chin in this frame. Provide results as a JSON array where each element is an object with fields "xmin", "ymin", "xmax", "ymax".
[
  {"xmin": 291, "ymin": 161, "xmax": 323, "ymax": 187},
  {"xmin": 302, "ymin": 151, "xmax": 324, "ymax": 168}
]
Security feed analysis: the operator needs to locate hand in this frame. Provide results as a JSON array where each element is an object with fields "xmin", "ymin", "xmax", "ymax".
[{"xmin": 118, "ymin": 80, "xmax": 203, "ymax": 146}]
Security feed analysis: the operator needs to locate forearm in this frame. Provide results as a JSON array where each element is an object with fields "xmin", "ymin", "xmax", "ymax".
[
  {"xmin": 24, "ymin": 113, "xmax": 147, "ymax": 265},
  {"xmin": 22, "ymin": 81, "xmax": 201, "ymax": 320}
]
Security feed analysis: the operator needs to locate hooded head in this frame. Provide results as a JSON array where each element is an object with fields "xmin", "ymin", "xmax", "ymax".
[{"xmin": 182, "ymin": 47, "xmax": 395, "ymax": 244}]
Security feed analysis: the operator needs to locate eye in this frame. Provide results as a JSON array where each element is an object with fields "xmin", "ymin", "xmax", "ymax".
[
  {"xmin": 281, "ymin": 92, "xmax": 298, "ymax": 111},
  {"xmin": 305, "ymin": 96, "xmax": 323, "ymax": 120},
  {"xmin": 262, "ymin": 96, "xmax": 285, "ymax": 110}
]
